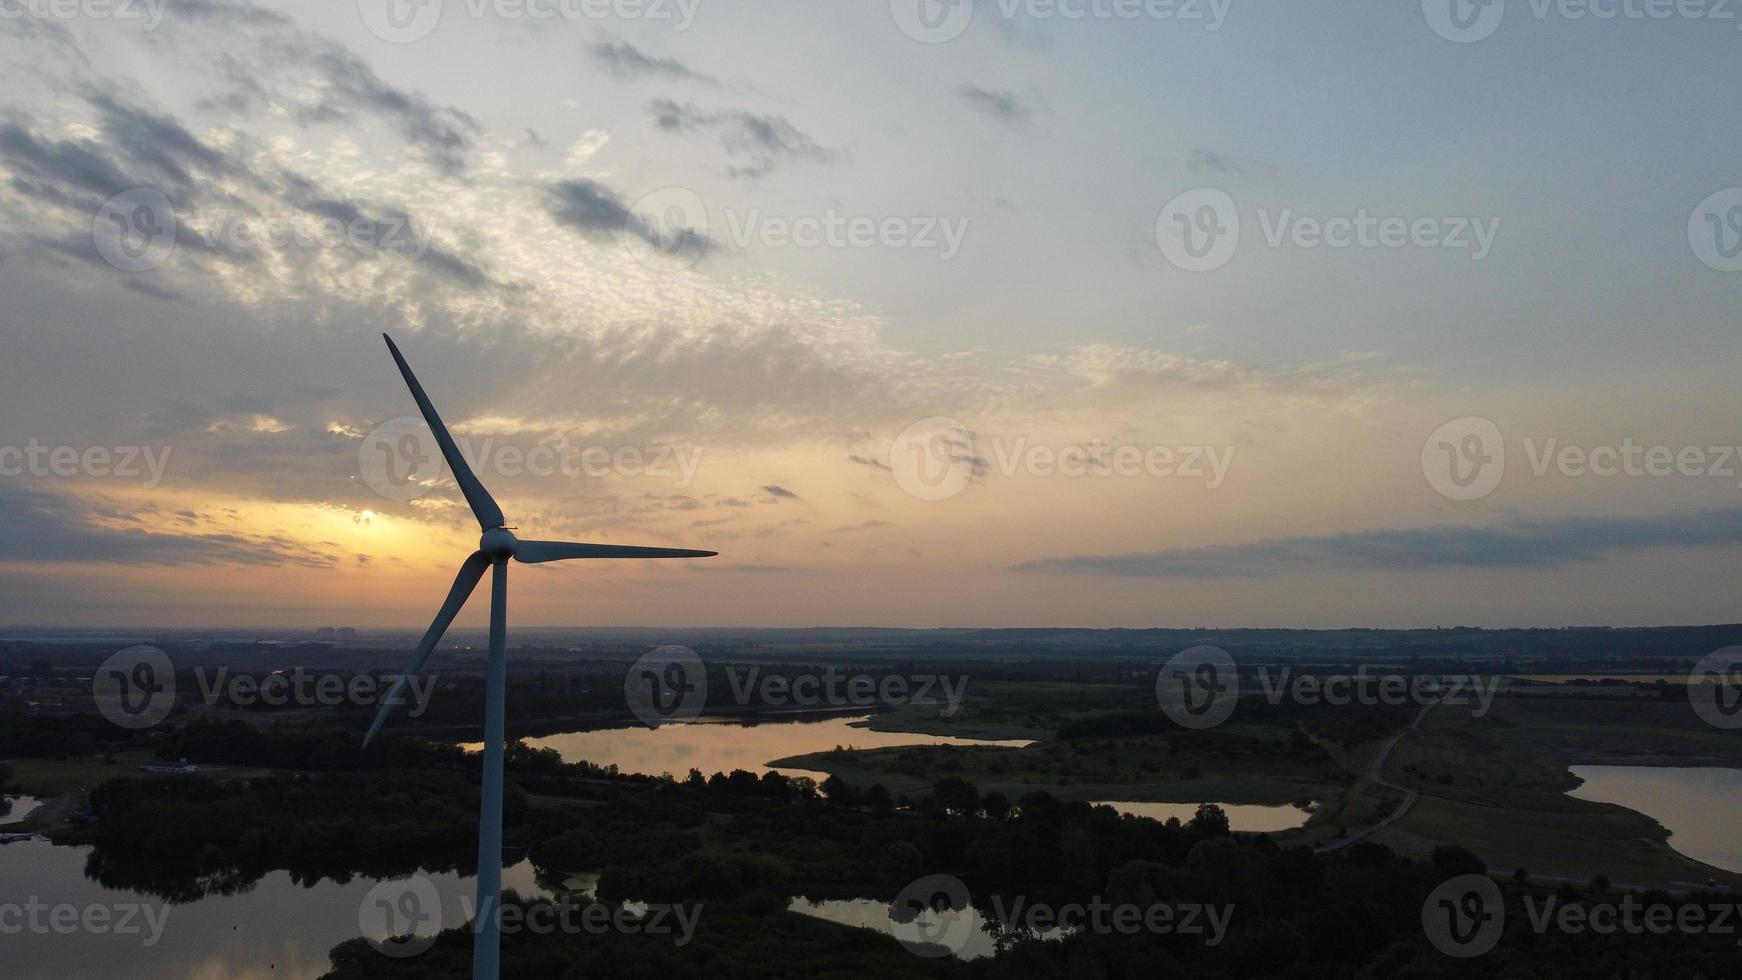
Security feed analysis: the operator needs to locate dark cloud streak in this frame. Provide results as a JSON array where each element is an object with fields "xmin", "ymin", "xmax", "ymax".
[
  {"xmin": 958, "ymin": 85, "xmax": 1032, "ymax": 123},
  {"xmin": 592, "ymin": 40, "xmax": 717, "ymax": 85},
  {"xmin": 649, "ymin": 99, "xmax": 832, "ymax": 178},
  {"xmin": 1015, "ymin": 510, "xmax": 1742, "ymax": 577}
]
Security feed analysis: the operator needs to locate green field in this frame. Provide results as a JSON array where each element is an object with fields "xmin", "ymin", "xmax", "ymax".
[
  {"xmin": 6, "ymin": 753, "xmax": 152, "ymax": 797},
  {"xmin": 1377, "ymin": 693, "xmax": 1742, "ymax": 888}
]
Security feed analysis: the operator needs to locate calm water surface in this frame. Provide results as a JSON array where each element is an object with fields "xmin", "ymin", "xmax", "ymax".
[
  {"xmin": 1, "ymin": 795, "xmax": 44, "ymax": 826},
  {"xmin": 788, "ymin": 896, "xmax": 1066, "ymax": 960},
  {"xmin": 9, "ymin": 717, "xmax": 1317, "ymax": 975},
  {"xmin": 1093, "ymin": 800, "xmax": 1311, "ymax": 832},
  {"xmin": 1567, "ymin": 765, "xmax": 1742, "ymax": 873},
  {"xmin": 470, "ymin": 715, "xmax": 1033, "ymax": 781},
  {"xmin": 0, "ymin": 838, "xmax": 550, "ymax": 980}
]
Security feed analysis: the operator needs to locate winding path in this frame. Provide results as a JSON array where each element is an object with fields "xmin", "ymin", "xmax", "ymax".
[{"xmin": 1316, "ymin": 699, "xmax": 1437, "ymax": 853}]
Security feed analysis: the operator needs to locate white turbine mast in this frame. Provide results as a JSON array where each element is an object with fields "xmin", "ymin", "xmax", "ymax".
[{"xmin": 361, "ymin": 333, "xmax": 716, "ymax": 980}]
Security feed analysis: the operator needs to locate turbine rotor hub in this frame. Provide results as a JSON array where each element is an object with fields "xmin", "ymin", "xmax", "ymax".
[{"xmin": 480, "ymin": 527, "xmax": 518, "ymax": 562}]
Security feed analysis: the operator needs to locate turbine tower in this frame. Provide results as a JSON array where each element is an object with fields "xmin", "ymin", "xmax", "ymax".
[{"xmin": 362, "ymin": 333, "xmax": 716, "ymax": 980}]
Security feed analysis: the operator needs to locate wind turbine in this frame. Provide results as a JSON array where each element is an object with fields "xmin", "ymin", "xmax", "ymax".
[{"xmin": 361, "ymin": 333, "xmax": 716, "ymax": 980}]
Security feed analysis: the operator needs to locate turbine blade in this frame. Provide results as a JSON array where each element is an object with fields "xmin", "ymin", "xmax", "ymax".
[
  {"xmin": 513, "ymin": 540, "xmax": 718, "ymax": 564},
  {"xmin": 361, "ymin": 550, "xmax": 490, "ymax": 748},
  {"xmin": 382, "ymin": 333, "xmax": 506, "ymax": 530}
]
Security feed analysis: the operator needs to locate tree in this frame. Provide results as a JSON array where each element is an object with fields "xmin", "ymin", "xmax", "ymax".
[
  {"xmin": 1430, "ymin": 844, "xmax": 1486, "ymax": 879},
  {"xmin": 820, "ymin": 774, "xmax": 857, "ymax": 807},
  {"xmin": 980, "ymin": 791, "xmax": 1012, "ymax": 821},
  {"xmin": 886, "ymin": 841, "xmax": 923, "ymax": 878},
  {"xmin": 534, "ymin": 827, "xmax": 601, "ymax": 872},
  {"xmin": 1189, "ymin": 803, "xmax": 1230, "ymax": 837},
  {"xmin": 864, "ymin": 783, "xmax": 893, "ymax": 813},
  {"xmin": 932, "ymin": 776, "xmax": 979, "ymax": 817},
  {"xmin": 759, "ymin": 771, "xmax": 792, "ymax": 801}
]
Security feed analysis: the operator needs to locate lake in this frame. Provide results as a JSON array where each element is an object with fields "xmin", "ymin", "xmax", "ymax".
[
  {"xmin": 788, "ymin": 896, "xmax": 1066, "ymax": 960},
  {"xmin": 1093, "ymin": 800, "xmax": 1312, "ymax": 832},
  {"xmin": 1567, "ymin": 765, "xmax": 1742, "ymax": 874},
  {"xmin": 465, "ymin": 715, "xmax": 1033, "ymax": 781},
  {"xmin": 474, "ymin": 719, "xmax": 1308, "ymax": 833},
  {"xmin": 2, "ymin": 794, "xmax": 44, "ymax": 826},
  {"xmin": 1, "ymin": 716, "xmax": 1293, "ymax": 978},
  {"xmin": 0, "ymin": 838, "xmax": 550, "ymax": 980}
]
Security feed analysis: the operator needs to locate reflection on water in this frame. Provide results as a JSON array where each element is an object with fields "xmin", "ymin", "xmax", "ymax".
[
  {"xmin": 1567, "ymin": 765, "xmax": 1742, "ymax": 874},
  {"xmin": 0, "ymin": 838, "xmax": 551, "ymax": 980},
  {"xmin": 1093, "ymin": 800, "xmax": 1311, "ymax": 832},
  {"xmin": 469, "ymin": 715, "xmax": 1032, "ymax": 781},
  {"xmin": 5, "ymin": 717, "xmax": 1035, "ymax": 978},
  {"xmin": 788, "ymin": 896, "xmax": 1066, "ymax": 960},
  {"xmin": 2, "ymin": 795, "xmax": 44, "ymax": 826}
]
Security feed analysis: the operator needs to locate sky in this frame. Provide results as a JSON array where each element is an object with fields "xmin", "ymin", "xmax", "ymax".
[{"xmin": 0, "ymin": 0, "xmax": 1739, "ymax": 629}]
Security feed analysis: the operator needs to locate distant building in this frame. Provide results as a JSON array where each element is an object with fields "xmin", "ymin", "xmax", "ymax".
[
  {"xmin": 140, "ymin": 761, "xmax": 201, "ymax": 775},
  {"xmin": 336, "ymin": 627, "xmax": 358, "ymax": 642}
]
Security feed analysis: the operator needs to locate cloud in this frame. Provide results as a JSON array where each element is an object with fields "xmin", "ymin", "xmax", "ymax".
[
  {"xmin": 0, "ymin": 483, "xmax": 335, "ymax": 567},
  {"xmin": 294, "ymin": 46, "xmax": 479, "ymax": 176},
  {"xmin": 648, "ymin": 99, "xmax": 832, "ymax": 177},
  {"xmin": 85, "ymin": 93, "xmax": 252, "ymax": 191},
  {"xmin": 848, "ymin": 454, "xmax": 891, "ymax": 472},
  {"xmin": 0, "ymin": 7, "xmax": 1408, "ymax": 555},
  {"xmin": 1188, "ymin": 149, "xmax": 1241, "ymax": 174},
  {"xmin": 286, "ymin": 192, "xmax": 491, "ymax": 288},
  {"xmin": 909, "ymin": 423, "xmax": 989, "ymax": 482},
  {"xmin": 958, "ymin": 85, "xmax": 1032, "ymax": 123},
  {"xmin": 0, "ymin": 122, "xmax": 133, "ymax": 204},
  {"xmin": 591, "ymin": 40, "xmax": 717, "ymax": 85},
  {"xmin": 2, "ymin": 89, "xmax": 494, "ymax": 298},
  {"xmin": 124, "ymin": 279, "xmax": 189, "ymax": 304},
  {"xmin": 761, "ymin": 484, "xmax": 800, "ymax": 500},
  {"xmin": 164, "ymin": 0, "xmax": 479, "ymax": 175},
  {"xmin": 1015, "ymin": 509, "xmax": 1742, "ymax": 578},
  {"xmin": 544, "ymin": 178, "xmax": 711, "ymax": 258},
  {"xmin": 0, "ymin": 98, "xmax": 235, "ymax": 209},
  {"xmin": 543, "ymin": 178, "xmax": 636, "ymax": 236}
]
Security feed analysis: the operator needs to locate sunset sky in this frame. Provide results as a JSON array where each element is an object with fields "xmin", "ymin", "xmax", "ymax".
[{"xmin": 1, "ymin": 0, "xmax": 1739, "ymax": 629}]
